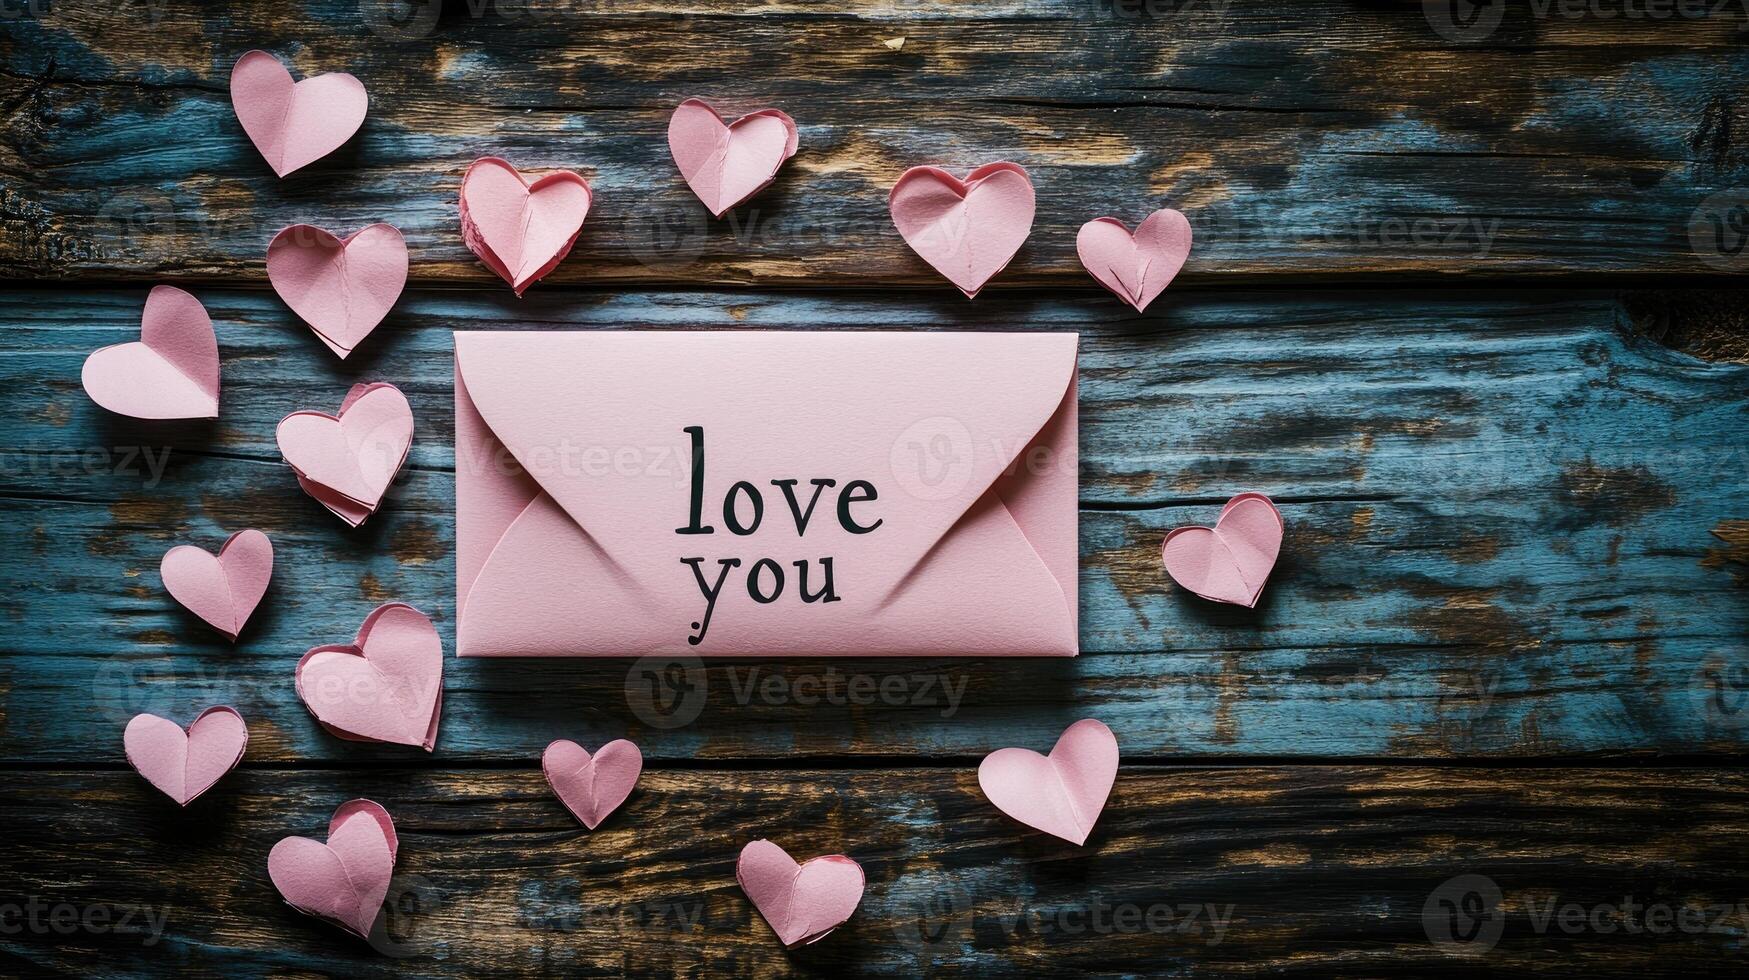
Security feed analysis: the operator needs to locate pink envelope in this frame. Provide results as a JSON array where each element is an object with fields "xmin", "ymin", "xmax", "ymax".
[{"xmin": 455, "ymin": 331, "xmax": 1079, "ymax": 657}]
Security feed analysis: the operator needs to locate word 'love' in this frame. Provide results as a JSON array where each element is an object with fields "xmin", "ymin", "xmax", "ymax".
[{"xmin": 674, "ymin": 426, "xmax": 884, "ymax": 645}]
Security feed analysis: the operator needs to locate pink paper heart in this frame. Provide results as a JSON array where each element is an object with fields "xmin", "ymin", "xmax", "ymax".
[
  {"xmin": 667, "ymin": 98, "xmax": 798, "ymax": 218},
  {"xmin": 122, "ymin": 706, "xmax": 248, "ymax": 806},
  {"xmin": 230, "ymin": 50, "xmax": 368, "ymax": 178},
  {"xmin": 295, "ymin": 603, "xmax": 442, "ymax": 750},
  {"xmin": 541, "ymin": 739, "xmax": 643, "ymax": 830},
  {"xmin": 276, "ymin": 382, "xmax": 413, "ymax": 527},
  {"xmin": 1076, "ymin": 209, "xmax": 1192, "ymax": 313},
  {"xmin": 267, "ymin": 223, "xmax": 408, "ymax": 359},
  {"xmin": 736, "ymin": 840, "xmax": 864, "ymax": 947},
  {"xmin": 458, "ymin": 157, "xmax": 592, "ymax": 296},
  {"xmin": 159, "ymin": 529, "xmax": 273, "ymax": 641},
  {"xmin": 1160, "ymin": 492, "xmax": 1284, "ymax": 608},
  {"xmin": 978, "ymin": 718, "xmax": 1118, "ymax": 845},
  {"xmin": 81, "ymin": 285, "xmax": 219, "ymax": 420},
  {"xmin": 889, "ymin": 162, "xmax": 1035, "ymax": 298},
  {"xmin": 268, "ymin": 799, "xmax": 397, "ymax": 938}
]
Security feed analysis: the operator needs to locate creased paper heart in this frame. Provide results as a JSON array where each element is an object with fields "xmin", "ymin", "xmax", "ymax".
[
  {"xmin": 668, "ymin": 98, "xmax": 798, "ymax": 218},
  {"xmin": 1160, "ymin": 492, "xmax": 1284, "ymax": 608},
  {"xmin": 458, "ymin": 157, "xmax": 592, "ymax": 296},
  {"xmin": 160, "ymin": 529, "xmax": 273, "ymax": 641},
  {"xmin": 276, "ymin": 382, "xmax": 413, "ymax": 527},
  {"xmin": 230, "ymin": 50, "xmax": 368, "ymax": 178},
  {"xmin": 267, "ymin": 223, "xmax": 408, "ymax": 359},
  {"xmin": 737, "ymin": 839, "xmax": 864, "ymax": 947},
  {"xmin": 978, "ymin": 718, "xmax": 1118, "ymax": 845},
  {"xmin": 295, "ymin": 603, "xmax": 442, "ymax": 751},
  {"xmin": 268, "ymin": 799, "xmax": 397, "ymax": 939},
  {"xmin": 1076, "ymin": 209, "xmax": 1192, "ymax": 313},
  {"xmin": 889, "ymin": 162, "xmax": 1035, "ymax": 298},
  {"xmin": 81, "ymin": 285, "xmax": 219, "ymax": 420},
  {"xmin": 122, "ymin": 707, "xmax": 248, "ymax": 806},
  {"xmin": 542, "ymin": 739, "xmax": 642, "ymax": 830}
]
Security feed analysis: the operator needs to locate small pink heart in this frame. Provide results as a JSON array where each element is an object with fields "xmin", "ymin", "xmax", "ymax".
[
  {"xmin": 667, "ymin": 98, "xmax": 798, "ymax": 218},
  {"xmin": 1076, "ymin": 209, "xmax": 1192, "ymax": 313},
  {"xmin": 889, "ymin": 162, "xmax": 1035, "ymax": 298},
  {"xmin": 81, "ymin": 285, "xmax": 219, "ymax": 420},
  {"xmin": 267, "ymin": 223, "xmax": 408, "ymax": 359},
  {"xmin": 541, "ymin": 739, "xmax": 643, "ymax": 830},
  {"xmin": 268, "ymin": 799, "xmax": 397, "ymax": 939},
  {"xmin": 458, "ymin": 157, "xmax": 592, "ymax": 296},
  {"xmin": 295, "ymin": 603, "xmax": 442, "ymax": 751},
  {"xmin": 122, "ymin": 707, "xmax": 248, "ymax": 806},
  {"xmin": 978, "ymin": 718, "xmax": 1118, "ymax": 845},
  {"xmin": 1160, "ymin": 492, "xmax": 1284, "ymax": 608},
  {"xmin": 159, "ymin": 529, "xmax": 273, "ymax": 641},
  {"xmin": 276, "ymin": 382, "xmax": 413, "ymax": 527},
  {"xmin": 736, "ymin": 840, "xmax": 864, "ymax": 947},
  {"xmin": 230, "ymin": 50, "xmax": 368, "ymax": 178}
]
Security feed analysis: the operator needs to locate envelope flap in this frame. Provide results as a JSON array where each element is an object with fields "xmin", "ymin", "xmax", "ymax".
[{"xmin": 454, "ymin": 331, "xmax": 1076, "ymax": 609}]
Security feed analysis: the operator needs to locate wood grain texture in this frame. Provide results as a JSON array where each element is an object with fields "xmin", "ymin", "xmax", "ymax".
[
  {"xmin": 6, "ymin": 6, "xmax": 1749, "ymax": 976},
  {"xmin": 5, "ymin": 1, "xmax": 1749, "ymax": 285},
  {"xmin": 2, "ymin": 766, "xmax": 1745, "ymax": 977},
  {"xmin": 2, "ymin": 287, "xmax": 1745, "ymax": 762}
]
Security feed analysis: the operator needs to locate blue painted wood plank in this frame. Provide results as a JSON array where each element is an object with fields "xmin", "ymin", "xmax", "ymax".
[
  {"xmin": 4, "ymin": 2, "xmax": 1749, "ymax": 284},
  {"xmin": 0, "ymin": 287, "xmax": 1744, "ymax": 761}
]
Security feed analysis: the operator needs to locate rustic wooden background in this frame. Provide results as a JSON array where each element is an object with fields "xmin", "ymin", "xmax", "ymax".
[{"xmin": 3, "ymin": 1, "xmax": 1749, "ymax": 976}]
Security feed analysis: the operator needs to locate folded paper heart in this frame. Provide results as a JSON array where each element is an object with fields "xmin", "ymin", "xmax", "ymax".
[
  {"xmin": 1076, "ymin": 209, "xmax": 1192, "ymax": 313},
  {"xmin": 230, "ymin": 50, "xmax": 368, "ymax": 178},
  {"xmin": 295, "ymin": 603, "xmax": 442, "ymax": 751},
  {"xmin": 541, "ymin": 739, "xmax": 643, "ymax": 830},
  {"xmin": 122, "ymin": 707, "xmax": 248, "ymax": 806},
  {"xmin": 267, "ymin": 223, "xmax": 408, "ymax": 359},
  {"xmin": 459, "ymin": 157, "xmax": 592, "ymax": 296},
  {"xmin": 1160, "ymin": 492, "xmax": 1284, "ymax": 608},
  {"xmin": 81, "ymin": 285, "xmax": 219, "ymax": 420},
  {"xmin": 978, "ymin": 718, "xmax": 1118, "ymax": 845},
  {"xmin": 889, "ymin": 162, "xmax": 1035, "ymax": 298},
  {"xmin": 667, "ymin": 98, "xmax": 798, "ymax": 218},
  {"xmin": 159, "ymin": 529, "xmax": 273, "ymax": 641},
  {"xmin": 268, "ymin": 799, "xmax": 397, "ymax": 939},
  {"xmin": 736, "ymin": 840, "xmax": 864, "ymax": 947},
  {"xmin": 276, "ymin": 382, "xmax": 413, "ymax": 527}
]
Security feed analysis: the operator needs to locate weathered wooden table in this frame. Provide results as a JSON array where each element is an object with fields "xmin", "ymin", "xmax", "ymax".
[{"xmin": 3, "ymin": 2, "xmax": 1748, "ymax": 976}]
